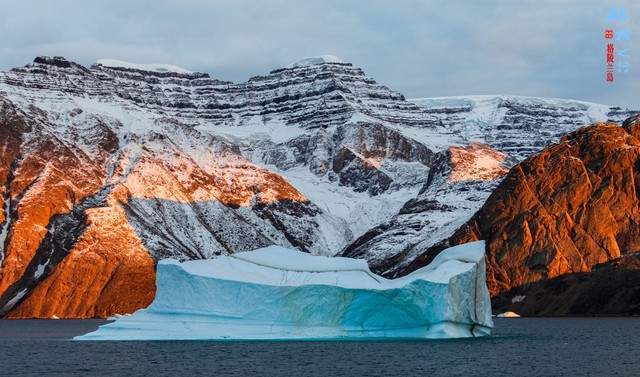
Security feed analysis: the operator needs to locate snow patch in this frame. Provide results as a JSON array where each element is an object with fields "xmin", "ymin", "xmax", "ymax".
[
  {"xmin": 199, "ymin": 116, "xmax": 306, "ymax": 144},
  {"xmin": 0, "ymin": 193, "xmax": 11, "ymax": 264},
  {"xmin": 95, "ymin": 59, "xmax": 193, "ymax": 74},
  {"xmin": 34, "ymin": 262, "xmax": 48, "ymax": 279},
  {"xmin": 287, "ymin": 55, "xmax": 345, "ymax": 68},
  {"xmin": 2, "ymin": 289, "xmax": 27, "ymax": 312}
]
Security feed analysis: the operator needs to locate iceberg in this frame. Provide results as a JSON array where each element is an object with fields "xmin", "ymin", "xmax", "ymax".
[{"xmin": 76, "ymin": 241, "xmax": 493, "ymax": 340}]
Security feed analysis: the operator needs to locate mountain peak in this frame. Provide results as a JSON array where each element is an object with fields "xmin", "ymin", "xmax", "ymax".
[
  {"xmin": 29, "ymin": 56, "xmax": 91, "ymax": 76},
  {"xmin": 33, "ymin": 56, "xmax": 75, "ymax": 69},
  {"xmin": 286, "ymin": 55, "xmax": 346, "ymax": 68}
]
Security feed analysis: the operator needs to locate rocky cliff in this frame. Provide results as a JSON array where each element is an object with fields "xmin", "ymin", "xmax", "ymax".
[
  {"xmin": 404, "ymin": 115, "xmax": 640, "ymax": 314},
  {"xmin": 492, "ymin": 253, "xmax": 640, "ymax": 316},
  {"xmin": 341, "ymin": 97, "xmax": 636, "ymax": 276}
]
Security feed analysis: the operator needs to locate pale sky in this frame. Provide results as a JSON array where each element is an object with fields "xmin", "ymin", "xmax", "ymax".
[{"xmin": 0, "ymin": 0, "xmax": 637, "ymax": 108}]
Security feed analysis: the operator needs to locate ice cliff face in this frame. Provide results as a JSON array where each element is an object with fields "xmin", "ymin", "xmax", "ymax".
[
  {"xmin": 76, "ymin": 241, "xmax": 493, "ymax": 340},
  {"xmin": 0, "ymin": 55, "xmax": 635, "ymax": 318}
]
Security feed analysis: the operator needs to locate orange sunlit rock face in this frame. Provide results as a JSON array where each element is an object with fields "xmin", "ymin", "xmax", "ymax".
[
  {"xmin": 448, "ymin": 143, "xmax": 508, "ymax": 182},
  {"xmin": 0, "ymin": 125, "xmax": 308, "ymax": 318},
  {"xmin": 444, "ymin": 122, "xmax": 640, "ymax": 296},
  {"xmin": 0, "ymin": 142, "xmax": 105, "ymax": 297},
  {"xmin": 8, "ymin": 198, "xmax": 156, "ymax": 318},
  {"xmin": 115, "ymin": 150, "xmax": 307, "ymax": 207}
]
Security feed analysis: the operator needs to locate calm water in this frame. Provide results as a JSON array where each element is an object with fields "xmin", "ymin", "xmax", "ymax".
[{"xmin": 1, "ymin": 318, "xmax": 639, "ymax": 376}]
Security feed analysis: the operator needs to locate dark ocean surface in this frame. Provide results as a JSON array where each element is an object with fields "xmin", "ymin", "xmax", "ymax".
[{"xmin": 1, "ymin": 318, "xmax": 638, "ymax": 376}]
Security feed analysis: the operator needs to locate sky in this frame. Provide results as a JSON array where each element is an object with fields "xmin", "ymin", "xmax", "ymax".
[{"xmin": 0, "ymin": 0, "xmax": 638, "ymax": 108}]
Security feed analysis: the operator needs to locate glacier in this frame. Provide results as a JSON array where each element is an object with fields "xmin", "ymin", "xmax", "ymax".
[{"xmin": 76, "ymin": 241, "xmax": 493, "ymax": 340}]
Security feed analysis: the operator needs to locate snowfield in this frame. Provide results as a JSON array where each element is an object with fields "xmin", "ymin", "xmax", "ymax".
[
  {"xmin": 95, "ymin": 59, "xmax": 193, "ymax": 74},
  {"xmin": 76, "ymin": 241, "xmax": 493, "ymax": 340},
  {"xmin": 287, "ymin": 55, "xmax": 345, "ymax": 68}
]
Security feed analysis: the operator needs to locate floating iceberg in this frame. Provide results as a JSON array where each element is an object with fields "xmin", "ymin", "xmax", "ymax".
[{"xmin": 76, "ymin": 241, "xmax": 492, "ymax": 340}]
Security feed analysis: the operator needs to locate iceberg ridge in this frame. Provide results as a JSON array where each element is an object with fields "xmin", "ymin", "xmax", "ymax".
[{"xmin": 76, "ymin": 241, "xmax": 493, "ymax": 340}]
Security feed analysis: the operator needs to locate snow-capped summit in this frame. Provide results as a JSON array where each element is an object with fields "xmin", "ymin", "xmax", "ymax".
[
  {"xmin": 287, "ymin": 55, "xmax": 345, "ymax": 68},
  {"xmin": 95, "ymin": 58, "xmax": 193, "ymax": 74}
]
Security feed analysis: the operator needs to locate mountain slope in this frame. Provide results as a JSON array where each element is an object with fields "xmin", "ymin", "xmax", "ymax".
[
  {"xmin": 403, "ymin": 115, "xmax": 640, "ymax": 314},
  {"xmin": 340, "ymin": 96, "xmax": 636, "ymax": 275}
]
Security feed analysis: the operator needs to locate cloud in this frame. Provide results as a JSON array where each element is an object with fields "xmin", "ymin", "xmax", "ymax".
[{"xmin": 0, "ymin": 0, "xmax": 637, "ymax": 108}]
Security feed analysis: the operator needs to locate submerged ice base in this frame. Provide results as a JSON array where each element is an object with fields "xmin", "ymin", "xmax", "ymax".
[{"xmin": 76, "ymin": 241, "xmax": 493, "ymax": 340}]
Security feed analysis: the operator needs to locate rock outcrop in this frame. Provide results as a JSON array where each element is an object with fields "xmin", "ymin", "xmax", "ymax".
[
  {"xmin": 404, "ymin": 116, "xmax": 640, "ymax": 311},
  {"xmin": 492, "ymin": 253, "xmax": 640, "ymax": 316},
  {"xmin": 340, "ymin": 96, "xmax": 636, "ymax": 276}
]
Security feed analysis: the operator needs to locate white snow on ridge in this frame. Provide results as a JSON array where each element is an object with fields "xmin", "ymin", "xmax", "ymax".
[
  {"xmin": 287, "ymin": 55, "xmax": 345, "ymax": 68},
  {"xmin": 409, "ymin": 94, "xmax": 614, "ymax": 128},
  {"xmin": 404, "ymin": 94, "xmax": 618, "ymax": 156},
  {"xmin": 95, "ymin": 59, "xmax": 193, "ymax": 74},
  {"xmin": 200, "ymin": 116, "xmax": 307, "ymax": 144},
  {"xmin": 409, "ymin": 94, "xmax": 611, "ymax": 110},
  {"xmin": 76, "ymin": 242, "xmax": 493, "ymax": 340}
]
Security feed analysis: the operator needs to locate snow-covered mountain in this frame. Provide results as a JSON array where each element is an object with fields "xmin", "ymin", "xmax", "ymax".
[
  {"xmin": 0, "ymin": 55, "xmax": 635, "ymax": 317},
  {"xmin": 341, "ymin": 95, "xmax": 636, "ymax": 275}
]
